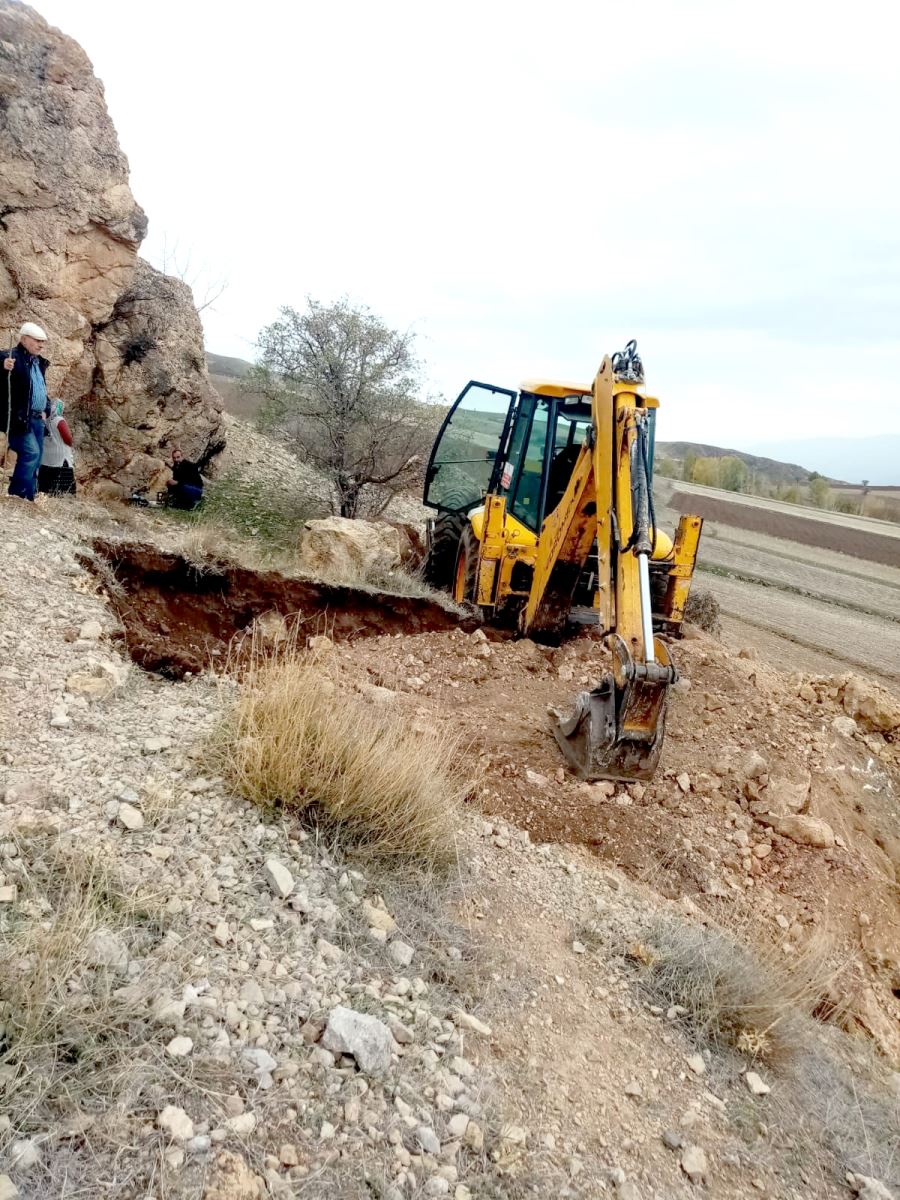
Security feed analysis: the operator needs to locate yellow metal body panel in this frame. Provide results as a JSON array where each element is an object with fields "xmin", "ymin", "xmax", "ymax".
[
  {"xmin": 664, "ymin": 515, "xmax": 703, "ymax": 625},
  {"xmin": 520, "ymin": 379, "xmax": 591, "ymax": 398}
]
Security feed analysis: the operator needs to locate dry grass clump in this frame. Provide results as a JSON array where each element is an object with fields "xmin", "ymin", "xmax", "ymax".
[
  {"xmin": 0, "ymin": 839, "xmax": 166, "ymax": 1124},
  {"xmin": 639, "ymin": 915, "xmax": 839, "ymax": 1062},
  {"xmin": 209, "ymin": 638, "xmax": 467, "ymax": 864},
  {"xmin": 684, "ymin": 586, "xmax": 722, "ymax": 636}
]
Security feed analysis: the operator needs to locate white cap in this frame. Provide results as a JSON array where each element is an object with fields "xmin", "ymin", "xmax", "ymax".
[{"xmin": 19, "ymin": 321, "xmax": 47, "ymax": 341}]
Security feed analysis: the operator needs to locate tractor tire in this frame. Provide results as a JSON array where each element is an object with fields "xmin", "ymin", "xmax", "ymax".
[
  {"xmin": 452, "ymin": 525, "xmax": 480, "ymax": 606},
  {"xmin": 424, "ymin": 506, "xmax": 467, "ymax": 591}
]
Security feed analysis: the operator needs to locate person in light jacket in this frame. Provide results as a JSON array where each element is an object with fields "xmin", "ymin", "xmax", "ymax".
[{"xmin": 38, "ymin": 399, "xmax": 76, "ymax": 496}]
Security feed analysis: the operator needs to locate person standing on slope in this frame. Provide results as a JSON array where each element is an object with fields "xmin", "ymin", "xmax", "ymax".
[
  {"xmin": 38, "ymin": 399, "xmax": 77, "ymax": 496},
  {"xmin": 2, "ymin": 321, "xmax": 52, "ymax": 501}
]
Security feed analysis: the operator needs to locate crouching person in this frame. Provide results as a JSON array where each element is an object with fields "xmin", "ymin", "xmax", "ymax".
[
  {"xmin": 166, "ymin": 447, "xmax": 204, "ymax": 510},
  {"xmin": 38, "ymin": 400, "xmax": 77, "ymax": 496}
]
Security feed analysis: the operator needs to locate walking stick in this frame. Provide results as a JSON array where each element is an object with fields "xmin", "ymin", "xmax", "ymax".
[{"xmin": 1, "ymin": 327, "xmax": 14, "ymax": 472}]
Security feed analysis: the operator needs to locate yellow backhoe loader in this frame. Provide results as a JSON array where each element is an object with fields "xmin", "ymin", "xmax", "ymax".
[{"xmin": 422, "ymin": 341, "xmax": 702, "ymax": 782}]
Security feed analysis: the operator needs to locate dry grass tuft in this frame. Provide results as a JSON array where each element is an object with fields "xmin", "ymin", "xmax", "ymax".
[
  {"xmin": 208, "ymin": 634, "xmax": 468, "ymax": 864},
  {"xmin": 0, "ymin": 838, "xmax": 167, "ymax": 1125},
  {"xmin": 640, "ymin": 915, "xmax": 840, "ymax": 1062},
  {"xmin": 684, "ymin": 586, "xmax": 722, "ymax": 635}
]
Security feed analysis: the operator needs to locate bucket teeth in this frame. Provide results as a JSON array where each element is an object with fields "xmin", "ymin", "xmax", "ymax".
[{"xmin": 550, "ymin": 673, "xmax": 669, "ymax": 783}]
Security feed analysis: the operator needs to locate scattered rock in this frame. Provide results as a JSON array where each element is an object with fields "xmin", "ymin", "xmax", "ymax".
[
  {"xmin": 322, "ymin": 1006, "xmax": 395, "ymax": 1074},
  {"xmin": 388, "ymin": 940, "xmax": 415, "ymax": 968},
  {"xmin": 0, "ymin": 1175, "xmax": 19, "ymax": 1200},
  {"xmin": 686, "ymin": 1053, "xmax": 706, "ymax": 1076},
  {"xmin": 166, "ymin": 1036, "xmax": 194, "ymax": 1058},
  {"xmin": 159, "ymin": 1106, "xmax": 194, "ymax": 1142},
  {"xmin": 143, "ymin": 736, "xmax": 174, "ymax": 755},
  {"xmin": 416, "ymin": 1126, "xmax": 441, "ymax": 1155},
  {"xmin": 744, "ymin": 1071, "xmax": 770, "ymax": 1096},
  {"xmin": 849, "ymin": 1175, "xmax": 896, "ymax": 1200},
  {"xmin": 454, "ymin": 1010, "xmax": 492, "ymax": 1037},
  {"xmin": 84, "ymin": 929, "xmax": 128, "ymax": 972},
  {"xmin": 768, "ymin": 814, "xmax": 835, "ymax": 849},
  {"xmin": 680, "ymin": 1144, "xmax": 708, "ymax": 1183},
  {"xmin": 9, "ymin": 1140, "xmax": 39, "ymax": 1170},
  {"xmin": 832, "ymin": 715, "xmax": 858, "ymax": 738},
  {"xmin": 841, "ymin": 676, "xmax": 900, "ymax": 734},
  {"xmin": 117, "ymin": 801, "xmax": 144, "ymax": 831},
  {"xmin": 263, "ymin": 859, "xmax": 294, "ymax": 899}
]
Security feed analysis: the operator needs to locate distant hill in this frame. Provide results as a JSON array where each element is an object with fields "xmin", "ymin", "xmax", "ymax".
[
  {"xmin": 207, "ymin": 351, "xmax": 254, "ymax": 379},
  {"xmin": 745, "ymin": 435, "xmax": 900, "ymax": 487},
  {"xmin": 207, "ymin": 352, "xmax": 262, "ymax": 420},
  {"xmin": 656, "ymin": 441, "xmax": 819, "ymax": 486}
]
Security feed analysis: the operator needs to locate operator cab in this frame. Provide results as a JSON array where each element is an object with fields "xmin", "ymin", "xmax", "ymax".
[{"xmin": 424, "ymin": 378, "xmax": 658, "ymax": 532}]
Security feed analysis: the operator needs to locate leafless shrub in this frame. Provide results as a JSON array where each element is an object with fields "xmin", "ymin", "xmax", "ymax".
[{"xmin": 639, "ymin": 914, "xmax": 837, "ymax": 1061}]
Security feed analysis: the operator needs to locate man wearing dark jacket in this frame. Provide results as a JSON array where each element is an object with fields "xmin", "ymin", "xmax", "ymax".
[
  {"xmin": 165, "ymin": 447, "xmax": 204, "ymax": 509},
  {"xmin": 2, "ymin": 321, "xmax": 51, "ymax": 501}
]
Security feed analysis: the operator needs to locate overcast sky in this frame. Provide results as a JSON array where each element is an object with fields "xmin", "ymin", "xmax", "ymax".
[{"xmin": 37, "ymin": 0, "xmax": 900, "ymax": 457}]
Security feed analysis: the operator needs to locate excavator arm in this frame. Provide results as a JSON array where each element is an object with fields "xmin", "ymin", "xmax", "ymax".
[{"xmin": 524, "ymin": 353, "xmax": 690, "ymax": 780}]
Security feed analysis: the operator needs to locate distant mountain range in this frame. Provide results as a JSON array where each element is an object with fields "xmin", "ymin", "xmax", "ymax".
[
  {"xmin": 655, "ymin": 441, "xmax": 818, "ymax": 485},
  {"xmin": 744, "ymin": 436, "xmax": 900, "ymax": 487}
]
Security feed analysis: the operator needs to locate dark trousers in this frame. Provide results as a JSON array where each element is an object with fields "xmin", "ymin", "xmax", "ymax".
[
  {"xmin": 8, "ymin": 416, "xmax": 45, "ymax": 501},
  {"xmin": 171, "ymin": 482, "xmax": 203, "ymax": 510}
]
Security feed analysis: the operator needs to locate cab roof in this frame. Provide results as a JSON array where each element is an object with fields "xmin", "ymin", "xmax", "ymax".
[{"xmin": 520, "ymin": 380, "xmax": 591, "ymax": 398}]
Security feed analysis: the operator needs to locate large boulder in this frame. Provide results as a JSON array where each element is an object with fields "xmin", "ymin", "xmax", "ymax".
[
  {"xmin": 297, "ymin": 517, "xmax": 403, "ymax": 582},
  {"xmin": 0, "ymin": 2, "xmax": 224, "ymax": 490}
]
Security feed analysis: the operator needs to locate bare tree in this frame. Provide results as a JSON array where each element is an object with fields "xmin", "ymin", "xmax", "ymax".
[
  {"xmin": 249, "ymin": 298, "xmax": 442, "ymax": 518},
  {"xmin": 157, "ymin": 235, "xmax": 228, "ymax": 314}
]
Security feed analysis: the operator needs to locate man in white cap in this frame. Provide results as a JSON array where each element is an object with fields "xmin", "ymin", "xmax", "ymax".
[{"xmin": 2, "ymin": 321, "xmax": 51, "ymax": 500}]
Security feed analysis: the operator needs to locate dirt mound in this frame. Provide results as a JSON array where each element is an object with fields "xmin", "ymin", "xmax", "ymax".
[
  {"xmin": 86, "ymin": 540, "xmax": 476, "ymax": 676},
  {"xmin": 313, "ymin": 624, "xmax": 900, "ymax": 1063}
]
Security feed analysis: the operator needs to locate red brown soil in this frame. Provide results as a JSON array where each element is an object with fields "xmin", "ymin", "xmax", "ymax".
[
  {"xmin": 85, "ymin": 540, "xmax": 476, "ymax": 677},
  {"xmin": 669, "ymin": 489, "xmax": 900, "ymax": 566}
]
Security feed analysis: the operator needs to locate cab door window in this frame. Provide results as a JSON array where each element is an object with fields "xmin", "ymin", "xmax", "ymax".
[
  {"xmin": 424, "ymin": 382, "xmax": 516, "ymax": 512},
  {"xmin": 508, "ymin": 397, "xmax": 550, "ymax": 530}
]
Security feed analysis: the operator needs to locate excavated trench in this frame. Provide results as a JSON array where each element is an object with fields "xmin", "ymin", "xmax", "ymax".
[{"xmin": 85, "ymin": 540, "xmax": 476, "ymax": 677}]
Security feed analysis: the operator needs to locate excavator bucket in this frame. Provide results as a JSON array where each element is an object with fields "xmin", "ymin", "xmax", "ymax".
[{"xmin": 550, "ymin": 638, "xmax": 674, "ymax": 782}]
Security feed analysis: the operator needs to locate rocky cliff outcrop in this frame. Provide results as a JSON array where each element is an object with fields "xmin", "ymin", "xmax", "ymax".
[{"xmin": 0, "ymin": 1, "xmax": 224, "ymax": 492}]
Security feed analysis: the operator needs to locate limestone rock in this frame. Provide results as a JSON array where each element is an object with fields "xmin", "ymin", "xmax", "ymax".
[
  {"xmin": 0, "ymin": 1174, "xmax": 19, "ymax": 1200},
  {"xmin": 849, "ymin": 1175, "xmax": 896, "ymax": 1200},
  {"xmin": 322, "ymin": 1005, "xmax": 394, "ymax": 1074},
  {"xmin": 202, "ymin": 1151, "xmax": 262, "ymax": 1200},
  {"xmin": 0, "ymin": 4, "xmax": 223, "ymax": 488},
  {"xmin": 297, "ymin": 517, "xmax": 403, "ymax": 581},
  {"xmin": 680, "ymin": 1144, "xmax": 707, "ymax": 1182},
  {"xmin": 744, "ymin": 1070, "xmax": 770, "ymax": 1095},
  {"xmin": 768, "ymin": 814, "xmax": 835, "ymax": 849},
  {"xmin": 841, "ymin": 676, "xmax": 900, "ymax": 734},
  {"xmin": 117, "ymin": 801, "xmax": 144, "ymax": 831},
  {"xmin": 263, "ymin": 859, "xmax": 294, "ymax": 899},
  {"xmin": 84, "ymin": 928, "xmax": 128, "ymax": 971},
  {"xmin": 158, "ymin": 1105, "xmax": 194, "ymax": 1142}
]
